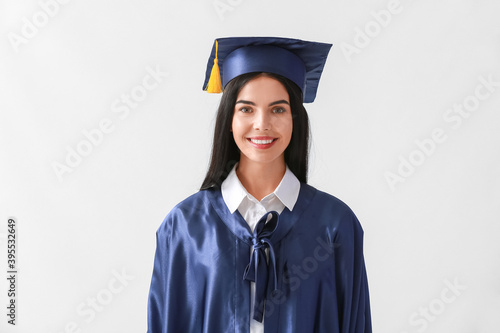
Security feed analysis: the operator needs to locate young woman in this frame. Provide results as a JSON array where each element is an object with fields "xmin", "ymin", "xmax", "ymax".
[{"xmin": 148, "ymin": 37, "xmax": 372, "ymax": 333}]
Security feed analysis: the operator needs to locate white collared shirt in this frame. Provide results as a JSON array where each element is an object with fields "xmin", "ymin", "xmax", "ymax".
[
  {"xmin": 221, "ymin": 164, "xmax": 300, "ymax": 231},
  {"xmin": 221, "ymin": 164, "xmax": 301, "ymax": 333}
]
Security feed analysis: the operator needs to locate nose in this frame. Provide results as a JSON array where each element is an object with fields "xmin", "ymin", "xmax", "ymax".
[{"xmin": 253, "ymin": 110, "xmax": 270, "ymax": 131}]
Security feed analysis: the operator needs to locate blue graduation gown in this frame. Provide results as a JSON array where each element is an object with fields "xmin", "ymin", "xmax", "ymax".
[{"xmin": 147, "ymin": 183, "xmax": 371, "ymax": 332}]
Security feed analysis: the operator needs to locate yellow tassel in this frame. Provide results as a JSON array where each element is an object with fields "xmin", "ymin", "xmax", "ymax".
[{"xmin": 205, "ymin": 40, "xmax": 223, "ymax": 93}]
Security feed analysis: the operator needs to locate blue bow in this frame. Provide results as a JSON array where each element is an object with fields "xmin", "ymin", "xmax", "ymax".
[{"xmin": 243, "ymin": 211, "xmax": 280, "ymax": 322}]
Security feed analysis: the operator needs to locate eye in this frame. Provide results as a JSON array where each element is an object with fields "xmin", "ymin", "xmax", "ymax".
[
  {"xmin": 239, "ymin": 106, "xmax": 252, "ymax": 113},
  {"xmin": 272, "ymin": 107, "xmax": 286, "ymax": 114}
]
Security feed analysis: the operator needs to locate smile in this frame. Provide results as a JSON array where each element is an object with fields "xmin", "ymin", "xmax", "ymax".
[
  {"xmin": 250, "ymin": 139, "xmax": 276, "ymax": 144},
  {"xmin": 246, "ymin": 137, "xmax": 278, "ymax": 149}
]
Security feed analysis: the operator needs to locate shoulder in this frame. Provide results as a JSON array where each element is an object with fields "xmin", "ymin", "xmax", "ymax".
[
  {"xmin": 303, "ymin": 183, "xmax": 356, "ymax": 218},
  {"xmin": 156, "ymin": 189, "xmax": 214, "ymax": 236},
  {"xmin": 301, "ymin": 183, "xmax": 364, "ymax": 234},
  {"xmin": 173, "ymin": 190, "xmax": 212, "ymax": 213}
]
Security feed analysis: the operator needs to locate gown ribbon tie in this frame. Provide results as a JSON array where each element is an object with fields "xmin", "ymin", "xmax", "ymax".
[{"xmin": 243, "ymin": 211, "xmax": 280, "ymax": 322}]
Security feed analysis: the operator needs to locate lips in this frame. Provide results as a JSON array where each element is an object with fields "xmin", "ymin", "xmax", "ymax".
[
  {"xmin": 250, "ymin": 138, "xmax": 274, "ymax": 144},
  {"xmin": 247, "ymin": 136, "xmax": 278, "ymax": 149}
]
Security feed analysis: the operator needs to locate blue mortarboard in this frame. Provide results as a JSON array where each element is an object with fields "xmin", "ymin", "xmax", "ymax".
[{"xmin": 203, "ymin": 37, "xmax": 333, "ymax": 103}]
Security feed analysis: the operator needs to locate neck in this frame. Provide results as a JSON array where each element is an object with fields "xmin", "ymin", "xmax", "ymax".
[{"xmin": 236, "ymin": 156, "xmax": 286, "ymax": 201}]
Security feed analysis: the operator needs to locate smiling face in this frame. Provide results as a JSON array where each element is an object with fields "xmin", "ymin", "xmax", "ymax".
[{"xmin": 231, "ymin": 74, "xmax": 293, "ymax": 170}]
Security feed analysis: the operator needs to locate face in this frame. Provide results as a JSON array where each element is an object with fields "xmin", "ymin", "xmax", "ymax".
[{"xmin": 231, "ymin": 75, "xmax": 293, "ymax": 168}]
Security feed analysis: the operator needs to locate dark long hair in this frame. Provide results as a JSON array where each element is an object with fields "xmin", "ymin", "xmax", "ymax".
[{"xmin": 200, "ymin": 72, "xmax": 310, "ymax": 190}]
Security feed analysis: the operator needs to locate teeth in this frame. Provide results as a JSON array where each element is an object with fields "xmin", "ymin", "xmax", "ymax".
[{"xmin": 251, "ymin": 139, "xmax": 274, "ymax": 144}]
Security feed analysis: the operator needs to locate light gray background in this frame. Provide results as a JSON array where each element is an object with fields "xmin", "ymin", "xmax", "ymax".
[{"xmin": 1, "ymin": 0, "xmax": 499, "ymax": 332}]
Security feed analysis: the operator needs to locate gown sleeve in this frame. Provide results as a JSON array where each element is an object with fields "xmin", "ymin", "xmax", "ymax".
[
  {"xmin": 335, "ymin": 211, "xmax": 372, "ymax": 333},
  {"xmin": 147, "ymin": 221, "xmax": 170, "ymax": 333}
]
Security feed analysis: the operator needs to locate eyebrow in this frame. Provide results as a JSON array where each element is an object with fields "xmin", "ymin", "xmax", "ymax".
[{"xmin": 235, "ymin": 99, "xmax": 290, "ymax": 106}]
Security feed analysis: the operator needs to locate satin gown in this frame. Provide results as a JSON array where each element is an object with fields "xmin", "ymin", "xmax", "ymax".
[{"xmin": 147, "ymin": 183, "xmax": 372, "ymax": 333}]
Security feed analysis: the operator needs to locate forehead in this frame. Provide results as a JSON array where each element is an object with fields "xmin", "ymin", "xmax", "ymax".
[{"xmin": 237, "ymin": 75, "xmax": 289, "ymax": 101}]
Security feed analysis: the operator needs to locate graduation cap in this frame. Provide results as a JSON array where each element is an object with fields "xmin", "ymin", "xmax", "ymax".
[{"xmin": 203, "ymin": 37, "xmax": 333, "ymax": 103}]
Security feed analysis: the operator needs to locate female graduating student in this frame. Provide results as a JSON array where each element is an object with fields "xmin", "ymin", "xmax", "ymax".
[{"xmin": 147, "ymin": 37, "xmax": 372, "ymax": 333}]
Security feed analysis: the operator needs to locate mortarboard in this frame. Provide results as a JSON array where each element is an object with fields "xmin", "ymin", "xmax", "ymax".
[{"xmin": 203, "ymin": 37, "xmax": 333, "ymax": 103}]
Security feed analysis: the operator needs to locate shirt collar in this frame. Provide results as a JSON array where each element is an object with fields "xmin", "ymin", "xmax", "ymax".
[
  {"xmin": 274, "ymin": 165, "xmax": 301, "ymax": 211},
  {"xmin": 221, "ymin": 164, "xmax": 248, "ymax": 214},
  {"xmin": 221, "ymin": 163, "xmax": 301, "ymax": 213}
]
